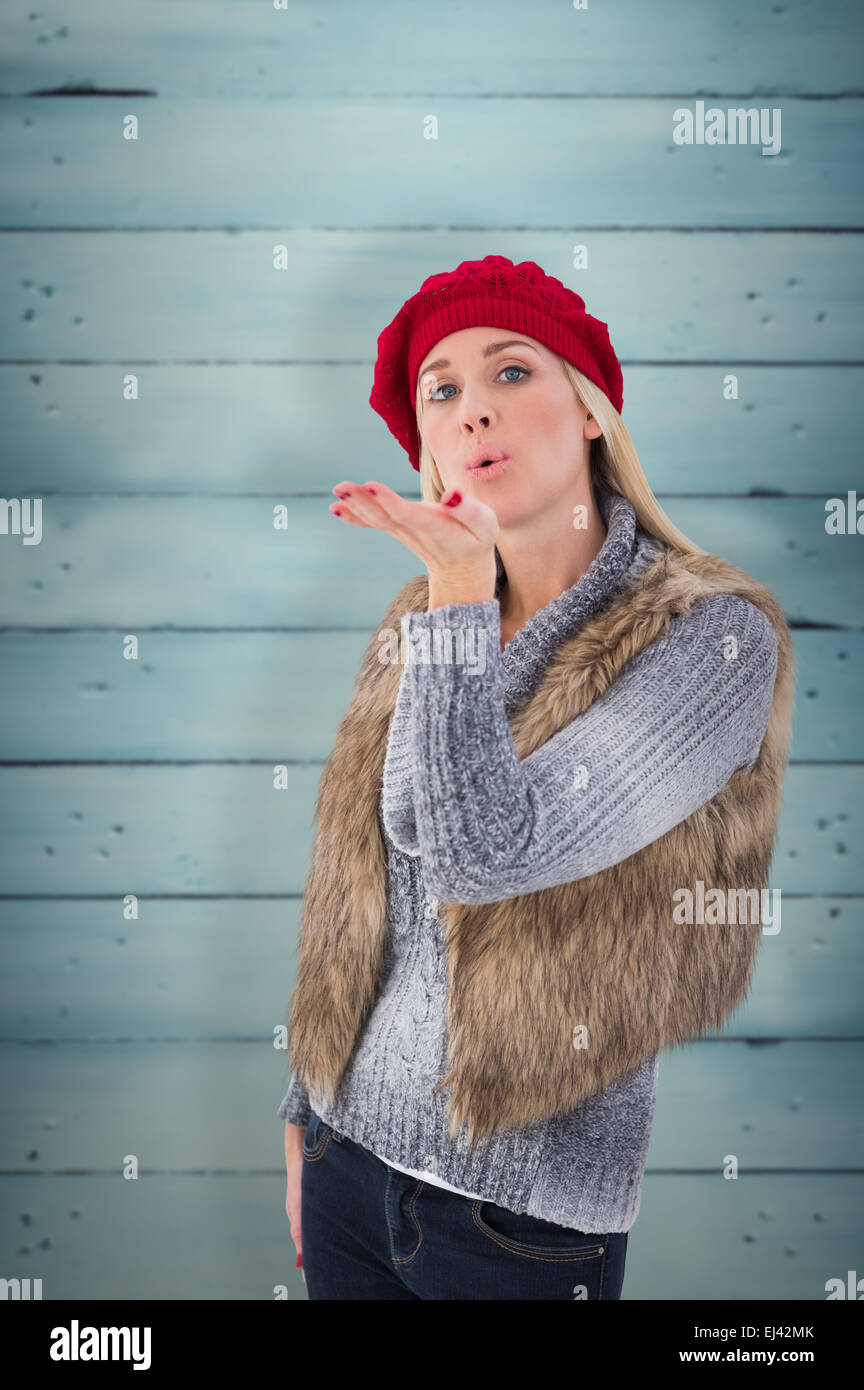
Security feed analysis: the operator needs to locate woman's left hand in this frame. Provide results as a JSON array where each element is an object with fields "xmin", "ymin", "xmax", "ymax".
[{"xmin": 328, "ymin": 479, "xmax": 499, "ymax": 587}]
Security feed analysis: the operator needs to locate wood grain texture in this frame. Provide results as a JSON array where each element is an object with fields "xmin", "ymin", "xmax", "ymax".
[
  {"xmin": 0, "ymin": 363, "xmax": 861, "ymax": 497},
  {"xmin": 0, "ymin": 629, "xmax": 860, "ymax": 760},
  {"xmin": 1, "ymin": 897, "xmax": 860, "ymax": 1042},
  {"xmin": 1, "ymin": 233, "xmax": 861, "ymax": 359},
  {"xmin": 0, "ymin": 498, "xmax": 860, "ymax": 624},
  {"xmin": 0, "ymin": 0, "xmax": 861, "ymax": 1304},
  {"xmin": 1, "ymin": 98, "xmax": 861, "ymax": 227},
  {"xmin": 1, "ymin": 1172, "xmax": 859, "ymax": 1300},
  {"xmin": 0, "ymin": 0, "xmax": 861, "ymax": 99},
  {"xmin": 0, "ymin": 764, "xmax": 858, "ymax": 895}
]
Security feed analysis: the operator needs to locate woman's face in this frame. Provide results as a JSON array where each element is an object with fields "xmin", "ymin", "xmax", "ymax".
[{"xmin": 416, "ymin": 326, "xmax": 599, "ymax": 521}]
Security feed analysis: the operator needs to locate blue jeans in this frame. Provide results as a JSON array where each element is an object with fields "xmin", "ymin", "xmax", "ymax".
[{"xmin": 300, "ymin": 1108, "xmax": 629, "ymax": 1300}]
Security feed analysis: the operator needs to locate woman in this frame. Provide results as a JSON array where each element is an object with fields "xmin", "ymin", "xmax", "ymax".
[{"xmin": 278, "ymin": 255, "xmax": 794, "ymax": 1301}]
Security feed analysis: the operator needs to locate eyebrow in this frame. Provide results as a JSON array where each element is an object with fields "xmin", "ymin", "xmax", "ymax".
[{"xmin": 419, "ymin": 340, "xmax": 540, "ymax": 375}]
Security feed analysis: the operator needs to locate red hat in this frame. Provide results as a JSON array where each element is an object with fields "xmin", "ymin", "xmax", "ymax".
[{"xmin": 368, "ymin": 254, "xmax": 623, "ymax": 471}]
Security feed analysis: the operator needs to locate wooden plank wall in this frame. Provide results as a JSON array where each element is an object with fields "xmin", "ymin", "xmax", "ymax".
[{"xmin": 0, "ymin": 0, "xmax": 862, "ymax": 1302}]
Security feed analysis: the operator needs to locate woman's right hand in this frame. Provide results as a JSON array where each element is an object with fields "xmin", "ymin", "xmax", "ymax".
[
  {"xmin": 284, "ymin": 1121, "xmax": 306, "ymax": 1276},
  {"xmin": 328, "ymin": 480, "xmax": 499, "ymax": 594}
]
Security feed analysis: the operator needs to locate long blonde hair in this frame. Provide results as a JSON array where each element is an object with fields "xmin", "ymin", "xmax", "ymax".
[{"xmin": 414, "ymin": 355, "xmax": 704, "ymax": 555}]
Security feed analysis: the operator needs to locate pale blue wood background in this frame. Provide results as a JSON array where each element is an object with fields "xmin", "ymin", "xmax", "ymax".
[{"xmin": 0, "ymin": 0, "xmax": 862, "ymax": 1302}]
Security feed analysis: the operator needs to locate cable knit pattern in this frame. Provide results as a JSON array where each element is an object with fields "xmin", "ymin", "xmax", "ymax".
[{"xmin": 277, "ymin": 492, "xmax": 779, "ymax": 1233}]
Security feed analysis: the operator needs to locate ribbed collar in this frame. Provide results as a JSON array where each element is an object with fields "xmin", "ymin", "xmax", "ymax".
[{"xmin": 497, "ymin": 490, "xmax": 660, "ymax": 707}]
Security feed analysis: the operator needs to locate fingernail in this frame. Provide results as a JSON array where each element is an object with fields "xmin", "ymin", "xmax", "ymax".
[
  {"xmin": 296, "ymin": 1252, "xmax": 303, "ymax": 1268},
  {"xmin": 443, "ymin": 490, "xmax": 462, "ymax": 507},
  {"xmin": 364, "ymin": 486, "xmax": 376, "ymax": 495},
  {"xmin": 332, "ymin": 508, "xmax": 341, "ymax": 516}
]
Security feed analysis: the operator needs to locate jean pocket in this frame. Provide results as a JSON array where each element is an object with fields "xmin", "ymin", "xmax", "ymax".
[
  {"xmin": 472, "ymin": 1200, "xmax": 607, "ymax": 1261},
  {"xmin": 301, "ymin": 1110, "xmax": 335, "ymax": 1160}
]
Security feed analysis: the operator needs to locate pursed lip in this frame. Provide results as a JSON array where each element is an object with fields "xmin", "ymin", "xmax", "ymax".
[{"xmin": 466, "ymin": 446, "xmax": 510, "ymax": 471}]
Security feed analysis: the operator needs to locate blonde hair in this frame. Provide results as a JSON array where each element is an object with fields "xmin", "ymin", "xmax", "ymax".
[{"xmin": 414, "ymin": 355, "xmax": 704, "ymax": 556}]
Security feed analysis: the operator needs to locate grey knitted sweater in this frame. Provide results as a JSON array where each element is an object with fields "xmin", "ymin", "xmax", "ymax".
[{"xmin": 277, "ymin": 491, "xmax": 779, "ymax": 1233}]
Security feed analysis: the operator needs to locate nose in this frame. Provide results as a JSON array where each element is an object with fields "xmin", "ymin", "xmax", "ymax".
[
  {"xmin": 462, "ymin": 413, "xmax": 491, "ymax": 433},
  {"xmin": 458, "ymin": 380, "xmax": 496, "ymax": 436}
]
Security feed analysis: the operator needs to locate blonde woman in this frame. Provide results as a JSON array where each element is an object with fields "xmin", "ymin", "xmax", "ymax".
[{"xmin": 279, "ymin": 255, "xmax": 794, "ymax": 1301}]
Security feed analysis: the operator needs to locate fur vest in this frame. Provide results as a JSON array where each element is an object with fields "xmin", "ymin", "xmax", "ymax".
[{"xmin": 287, "ymin": 539, "xmax": 795, "ymax": 1151}]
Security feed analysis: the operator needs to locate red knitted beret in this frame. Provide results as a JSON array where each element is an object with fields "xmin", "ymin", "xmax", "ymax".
[{"xmin": 368, "ymin": 254, "xmax": 623, "ymax": 471}]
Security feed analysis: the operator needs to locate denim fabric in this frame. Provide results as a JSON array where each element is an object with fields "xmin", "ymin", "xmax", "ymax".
[{"xmin": 299, "ymin": 1109, "xmax": 628, "ymax": 1301}]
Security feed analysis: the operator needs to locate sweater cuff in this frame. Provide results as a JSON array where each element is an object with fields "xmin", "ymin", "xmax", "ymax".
[
  {"xmin": 277, "ymin": 1072, "xmax": 311, "ymax": 1127},
  {"xmin": 401, "ymin": 600, "xmax": 501, "ymax": 680}
]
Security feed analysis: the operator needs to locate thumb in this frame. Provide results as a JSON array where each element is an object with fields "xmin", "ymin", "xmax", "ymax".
[
  {"xmin": 438, "ymin": 488, "xmax": 499, "ymax": 544},
  {"xmin": 440, "ymin": 486, "xmax": 463, "ymax": 508}
]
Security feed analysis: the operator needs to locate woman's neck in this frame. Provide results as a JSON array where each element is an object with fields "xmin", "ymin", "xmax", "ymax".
[{"xmin": 497, "ymin": 493, "xmax": 609, "ymax": 634}]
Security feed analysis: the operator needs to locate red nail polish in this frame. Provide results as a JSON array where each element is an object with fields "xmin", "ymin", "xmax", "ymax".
[
  {"xmin": 444, "ymin": 490, "xmax": 462, "ymax": 507},
  {"xmin": 333, "ymin": 508, "xmax": 341, "ymax": 516},
  {"xmin": 365, "ymin": 487, "xmax": 376, "ymax": 495},
  {"xmin": 296, "ymin": 1252, "xmax": 303, "ymax": 1268}
]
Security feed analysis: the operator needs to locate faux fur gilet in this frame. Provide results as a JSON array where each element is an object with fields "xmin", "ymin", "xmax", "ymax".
[{"xmin": 286, "ymin": 540, "xmax": 795, "ymax": 1151}]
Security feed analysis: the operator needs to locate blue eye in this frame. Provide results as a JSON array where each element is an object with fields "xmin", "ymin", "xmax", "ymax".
[{"xmin": 427, "ymin": 364, "xmax": 531, "ymax": 401}]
